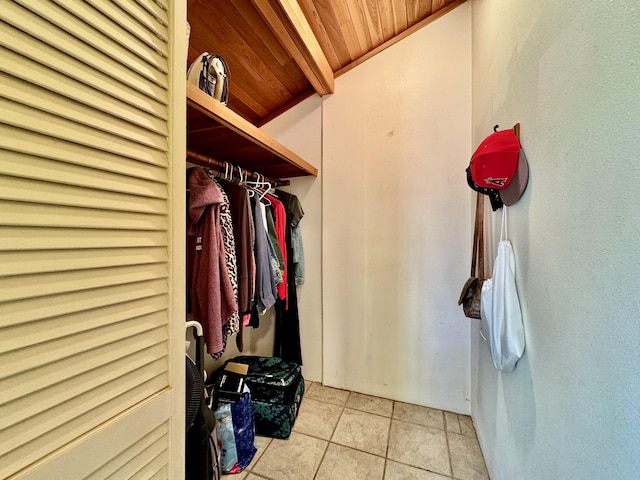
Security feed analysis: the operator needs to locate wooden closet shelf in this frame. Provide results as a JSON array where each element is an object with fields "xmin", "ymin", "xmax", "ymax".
[{"xmin": 187, "ymin": 83, "xmax": 318, "ymax": 179}]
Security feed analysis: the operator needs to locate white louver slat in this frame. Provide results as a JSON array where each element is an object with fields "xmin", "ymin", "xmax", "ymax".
[{"xmin": 0, "ymin": 0, "xmax": 184, "ymax": 478}]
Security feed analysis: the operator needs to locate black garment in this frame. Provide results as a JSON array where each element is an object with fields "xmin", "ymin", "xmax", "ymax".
[
  {"xmin": 273, "ymin": 193, "xmax": 303, "ymax": 365},
  {"xmin": 219, "ymin": 181, "xmax": 254, "ymax": 317},
  {"xmin": 248, "ymin": 305, "xmax": 260, "ymax": 328},
  {"xmin": 277, "ymin": 190, "xmax": 304, "ymax": 227}
]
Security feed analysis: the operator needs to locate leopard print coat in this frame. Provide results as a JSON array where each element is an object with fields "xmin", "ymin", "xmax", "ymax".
[{"xmin": 209, "ymin": 174, "xmax": 240, "ymax": 359}]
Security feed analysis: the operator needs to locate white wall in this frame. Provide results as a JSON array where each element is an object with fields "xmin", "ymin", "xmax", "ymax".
[
  {"xmin": 261, "ymin": 96, "xmax": 324, "ymax": 382},
  {"xmin": 471, "ymin": 1, "xmax": 640, "ymax": 478},
  {"xmin": 322, "ymin": 3, "xmax": 473, "ymax": 413}
]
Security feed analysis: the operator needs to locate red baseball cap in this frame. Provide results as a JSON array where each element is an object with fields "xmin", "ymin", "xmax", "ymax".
[{"xmin": 470, "ymin": 129, "xmax": 529, "ymax": 206}]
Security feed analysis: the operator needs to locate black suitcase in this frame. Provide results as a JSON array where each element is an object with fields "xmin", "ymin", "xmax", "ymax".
[{"xmin": 224, "ymin": 356, "xmax": 305, "ymax": 439}]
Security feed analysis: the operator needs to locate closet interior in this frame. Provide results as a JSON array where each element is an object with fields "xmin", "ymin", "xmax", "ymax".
[
  {"xmin": 184, "ymin": 6, "xmax": 323, "ymax": 470},
  {"xmin": 185, "ymin": 1, "xmax": 321, "ymax": 372}
]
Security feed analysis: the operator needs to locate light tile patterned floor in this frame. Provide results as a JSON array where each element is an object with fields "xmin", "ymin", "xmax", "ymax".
[{"xmin": 228, "ymin": 382, "xmax": 489, "ymax": 480}]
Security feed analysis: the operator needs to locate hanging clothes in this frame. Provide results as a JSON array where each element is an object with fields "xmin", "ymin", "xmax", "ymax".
[
  {"xmin": 277, "ymin": 190, "xmax": 305, "ymax": 286},
  {"xmin": 251, "ymin": 195, "xmax": 278, "ymax": 313},
  {"xmin": 265, "ymin": 205, "xmax": 284, "ymax": 287},
  {"xmin": 209, "ymin": 175, "xmax": 240, "ymax": 360},
  {"xmin": 187, "ymin": 167, "xmax": 238, "ymax": 356},
  {"xmin": 257, "ymin": 199, "xmax": 282, "ymax": 289},
  {"xmin": 265, "ymin": 193, "xmax": 288, "ymax": 305},
  {"xmin": 271, "ymin": 190, "xmax": 304, "ymax": 365},
  {"xmin": 220, "ymin": 181, "xmax": 256, "ymax": 351}
]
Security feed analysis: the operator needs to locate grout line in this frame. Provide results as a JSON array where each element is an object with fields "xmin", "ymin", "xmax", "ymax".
[
  {"xmin": 389, "ymin": 416, "xmax": 447, "ymax": 431},
  {"xmin": 311, "ymin": 436, "xmax": 330, "ymax": 480},
  {"xmin": 254, "ymin": 389, "xmax": 469, "ymax": 479},
  {"xmin": 341, "ymin": 405, "xmax": 393, "ymax": 420},
  {"xmin": 256, "ymin": 426, "xmax": 455, "ymax": 478},
  {"xmin": 311, "ymin": 394, "xmax": 348, "ymax": 479},
  {"xmin": 382, "ymin": 400, "xmax": 395, "ymax": 479},
  {"xmin": 246, "ymin": 436, "xmax": 274, "ymax": 479},
  {"xmin": 387, "ymin": 459, "xmax": 456, "ymax": 479},
  {"xmin": 327, "ymin": 440, "xmax": 387, "ymax": 460},
  {"xmin": 328, "ymin": 396, "xmax": 348, "ymax": 441},
  {"xmin": 386, "ymin": 400, "xmax": 396, "ymax": 459},
  {"xmin": 287, "ymin": 427, "xmax": 463, "ymax": 480},
  {"xmin": 445, "ymin": 427, "xmax": 454, "ymax": 479}
]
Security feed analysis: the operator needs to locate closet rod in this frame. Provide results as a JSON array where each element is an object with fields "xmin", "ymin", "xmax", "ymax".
[{"xmin": 186, "ymin": 149, "xmax": 290, "ymax": 187}]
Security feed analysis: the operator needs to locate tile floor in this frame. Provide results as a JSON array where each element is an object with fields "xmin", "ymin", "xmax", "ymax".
[{"xmin": 227, "ymin": 382, "xmax": 489, "ymax": 480}]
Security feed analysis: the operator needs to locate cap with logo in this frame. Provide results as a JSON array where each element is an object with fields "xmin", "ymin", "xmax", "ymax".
[
  {"xmin": 469, "ymin": 128, "xmax": 529, "ymax": 206},
  {"xmin": 466, "ymin": 166, "xmax": 503, "ymax": 211}
]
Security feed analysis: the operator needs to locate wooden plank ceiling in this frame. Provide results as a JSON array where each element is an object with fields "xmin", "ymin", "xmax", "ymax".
[{"xmin": 187, "ymin": 0, "xmax": 466, "ymax": 125}]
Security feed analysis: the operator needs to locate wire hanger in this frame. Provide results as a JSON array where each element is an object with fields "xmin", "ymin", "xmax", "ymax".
[
  {"xmin": 258, "ymin": 174, "xmax": 272, "ymax": 205},
  {"xmin": 236, "ymin": 165, "xmax": 244, "ymax": 185},
  {"xmin": 241, "ymin": 168, "xmax": 257, "ymax": 197},
  {"xmin": 244, "ymin": 173, "xmax": 271, "ymax": 205}
]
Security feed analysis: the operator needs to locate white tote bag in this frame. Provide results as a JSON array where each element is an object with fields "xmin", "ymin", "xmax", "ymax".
[{"xmin": 481, "ymin": 207, "xmax": 525, "ymax": 372}]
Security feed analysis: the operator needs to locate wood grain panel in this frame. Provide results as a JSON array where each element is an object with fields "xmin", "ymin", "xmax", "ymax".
[
  {"xmin": 187, "ymin": 83, "xmax": 317, "ymax": 178},
  {"xmin": 335, "ymin": 0, "xmax": 467, "ymax": 77},
  {"xmin": 419, "ymin": 0, "xmax": 435, "ymax": 20},
  {"xmin": 297, "ymin": 0, "xmax": 340, "ymax": 70},
  {"xmin": 207, "ymin": 3, "xmax": 294, "ymax": 101},
  {"xmin": 251, "ymin": 0, "xmax": 334, "ymax": 95},
  {"xmin": 363, "ymin": 0, "xmax": 383, "ymax": 47},
  {"xmin": 345, "ymin": 0, "xmax": 373, "ymax": 54},
  {"xmin": 392, "ymin": 0, "xmax": 409, "ymax": 34},
  {"xmin": 378, "ymin": 0, "xmax": 396, "ymax": 42},
  {"xmin": 188, "ymin": 0, "xmax": 311, "ymax": 124},
  {"xmin": 187, "ymin": 0, "xmax": 467, "ymax": 125}
]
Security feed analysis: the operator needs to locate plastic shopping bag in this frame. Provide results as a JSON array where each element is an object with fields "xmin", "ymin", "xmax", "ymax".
[{"xmin": 213, "ymin": 386, "xmax": 257, "ymax": 474}]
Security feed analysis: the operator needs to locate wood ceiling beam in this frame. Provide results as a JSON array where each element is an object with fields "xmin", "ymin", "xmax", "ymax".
[{"xmin": 252, "ymin": 0, "xmax": 335, "ymax": 96}]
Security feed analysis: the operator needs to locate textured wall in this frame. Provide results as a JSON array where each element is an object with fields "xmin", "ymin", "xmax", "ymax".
[
  {"xmin": 471, "ymin": 0, "xmax": 640, "ymax": 478},
  {"xmin": 321, "ymin": 3, "xmax": 473, "ymax": 413},
  {"xmin": 261, "ymin": 96, "xmax": 324, "ymax": 382}
]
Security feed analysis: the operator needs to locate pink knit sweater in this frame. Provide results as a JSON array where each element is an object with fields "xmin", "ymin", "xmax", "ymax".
[{"xmin": 188, "ymin": 168, "xmax": 238, "ymax": 355}]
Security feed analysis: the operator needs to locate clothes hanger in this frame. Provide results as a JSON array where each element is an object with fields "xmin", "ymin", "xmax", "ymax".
[
  {"xmin": 240, "ymin": 168, "xmax": 257, "ymax": 197},
  {"xmin": 244, "ymin": 173, "xmax": 271, "ymax": 205},
  {"xmin": 226, "ymin": 162, "xmax": 233, "ymax": 182},
  {"xmin": 258, "ymin": 178, "xmax": 272, "ymax": 205},
  {"xmin": 236, "ymin": 165, "xmax": 244, "ymax": 185},
  {"xmin": 244, "ymin": 172, "xmax": 264, "ymax": 188}
]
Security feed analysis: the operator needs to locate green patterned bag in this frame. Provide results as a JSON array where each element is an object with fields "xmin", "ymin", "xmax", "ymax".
[{"xmin": 226, "ymin": 356, "xmax": 305, "ymax": 439}]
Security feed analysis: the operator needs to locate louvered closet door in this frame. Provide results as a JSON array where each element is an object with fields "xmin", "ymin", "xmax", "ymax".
[{"xmin": 0, "ymin": 0, "xmax": 185, "ymax": 478}]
